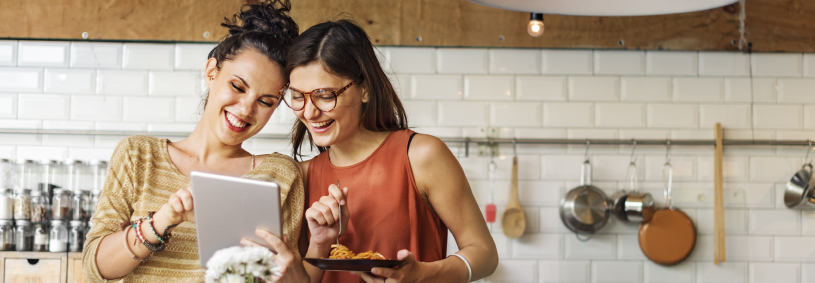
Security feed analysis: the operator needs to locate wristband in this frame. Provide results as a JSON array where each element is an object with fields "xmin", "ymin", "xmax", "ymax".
[
  {"xmin": 449, "ymin": 254, "xmax": 472, "ymax": 283},
  {"xmin": 135, "ymin": 218, "xmax": 166, "ymax": 252},
  {"xmin": 121, "ymin": 225, "xmax": 149, "ymax": 262}
]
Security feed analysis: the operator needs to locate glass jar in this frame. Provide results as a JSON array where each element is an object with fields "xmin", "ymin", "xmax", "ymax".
[
  {"xmin": 49, "ymin": 220, "xmax": 67, "ymax": 252},
  {"xmin": 71, "ymin": 191, "xmax": 89, "ymax": 221},
  {"xmin": 15, "ymin": 159, "xmax": 40, "ymax": 191},
  {"xmin": 0, "ymin": 189, "xmax": 13, "ymax": 220},
  {"xmin": 14, "ymin": 189, "xmax": 31, "ymax": 220},
  {"xmin": 0, "ymin": 159, "xmax": 14, "ymax": 190},
  {"xmin": 68, "ymin": 220, "xmax": 85, "ymax": 252},
  {"xmin": 64, "ymin": 160, "xmax": 87, "ymax": 193},
  {"xmin": 88, "ymin": 160, "xmax": 107, "ymax": 196},
  {"xmin": 89, "ymin": 193, "xmax": 99, "ymax": 220},
  {"xmin": 30, "ymin": 190, "xmax": 49, "ymax": 224},
  {"xmin": 52, "ymin": 189, "xmax": 71, "ymax": 220},
  {"xmin": 0, "ymin": 219, "xmax": 13, "ymax": 251},
  {"xmin": 85, "ymin": 220, "xmax": 92, "ymax": 240},
  {"xmin": 15, "ymin": 220, "xmax": 32, "ymax": 251},
  {"xmin": 33, "ymin": 223, "xmax": 48, "ymax": 252},
  {"xmin": 39, "ymin": 160, "xmax": 63, "ymax": 202}
]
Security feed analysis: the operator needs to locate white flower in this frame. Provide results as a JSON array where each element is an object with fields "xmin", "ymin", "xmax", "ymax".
[{"xmin": 205, "ymin": 246, "xmax": 281, "ymax": 283}]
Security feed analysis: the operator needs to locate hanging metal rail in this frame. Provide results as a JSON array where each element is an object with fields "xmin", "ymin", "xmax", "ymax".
[{"xmin": 1, "ymin": 128, "xmax": 812, "ymax": 146}]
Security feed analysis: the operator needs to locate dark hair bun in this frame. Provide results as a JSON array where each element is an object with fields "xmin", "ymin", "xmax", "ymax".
[{"xmin": 221, "ymin": 0, "xmax": 299, "ymax": 46}]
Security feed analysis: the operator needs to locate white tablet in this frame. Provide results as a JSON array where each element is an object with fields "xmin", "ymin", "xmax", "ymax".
[{"xmin": 190, "ymin": 171, "xmax": 281, "ymax": 268}]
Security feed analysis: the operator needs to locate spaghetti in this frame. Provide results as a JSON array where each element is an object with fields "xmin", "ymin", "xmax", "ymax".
[{"xmin": 329, "ymin": 244, "xmax": 387, "ymax": 260}]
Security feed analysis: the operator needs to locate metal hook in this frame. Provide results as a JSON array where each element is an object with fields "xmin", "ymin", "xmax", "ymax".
[
  {"xmin": 512, "ymin": 138, "xmax": 517, "ymax": 156},
  {"xmin": 806, "ymin": 140, "xmax": 813, "ymax": 164},
  {"xmin": 664, "ymin": 140, "xmax": 672, "ymax": 166},
  {"xmin": 464, "ymin": 138, "xmax": 470, "ymax": 158},
  {"xmin": 584, "ymin": 140, "xmax": 591, "ymax": 162},
  {"xmin": 629, "ymin": 139, "xmax": 637, "ymax": 165}
]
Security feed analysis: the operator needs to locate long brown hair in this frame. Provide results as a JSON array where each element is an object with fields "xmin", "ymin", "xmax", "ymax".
[{"xmin": 285, "ymin": 19, "xmax": 408, "ymax": 161}]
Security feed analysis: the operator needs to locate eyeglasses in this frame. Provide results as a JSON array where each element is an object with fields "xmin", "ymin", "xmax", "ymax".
[{"xmin": 280, "ymin": 81, "xmax": 356, "ymax": 112}]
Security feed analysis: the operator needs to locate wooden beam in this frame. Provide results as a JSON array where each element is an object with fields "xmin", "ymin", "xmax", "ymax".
[{"xmin": 0, "ymin": 0, "xmax": 812, "ymax": 51}]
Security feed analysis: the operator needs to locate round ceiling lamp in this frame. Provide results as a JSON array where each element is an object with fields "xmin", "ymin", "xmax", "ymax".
[{"xmin": 468, "ymin": 0, "xmax": 738, "ymax": 16}]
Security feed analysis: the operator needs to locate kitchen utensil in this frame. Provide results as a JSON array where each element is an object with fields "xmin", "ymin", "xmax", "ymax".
[
  {"xmin": 337, "ymin": 180, "xmax": 341, "ymax": 247},
  {"xmin": 785, "ymin": 141, "xmax": 814, "ymax": 208},
  {"xmin": 561, "ymin": 142, "xmax": 610, "ymax": 239},
  {"xmin": 713, "ymin": 123, "xmax": 725, "ymax": 264},
  {"xmin": 612, "ymin": 141, "xmax": 654, "ymax": 223},
  {"xmin": 303, "ymin": 258, "xmax": 405, "ymax": 272},
  {"xmin": 485, "ymin": 159, "xmax": 497, "ymax": 228},
  {"xmin": 638, "ymin": 143, "xmax": 696, "ymax": 266},
  {"xmin": 502, "ymin": 154, "xmax": 526, "ymax": 239}
]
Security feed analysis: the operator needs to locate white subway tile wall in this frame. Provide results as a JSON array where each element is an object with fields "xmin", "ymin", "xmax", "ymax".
[{"xmin": 6, "ymin": 43, "xmax": 815, "ymax": 282}]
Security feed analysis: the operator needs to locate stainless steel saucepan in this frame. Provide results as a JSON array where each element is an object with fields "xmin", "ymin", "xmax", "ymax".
[
  {"xmin": 785, "ymin": 142, "xmax": 815, "ymax": 209},
  {"xmin": 561, "ymin": 147, "xmax": 610, "ymax": 238}
]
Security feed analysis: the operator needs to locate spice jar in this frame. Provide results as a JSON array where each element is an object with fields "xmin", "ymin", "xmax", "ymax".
[
  {"xmin": 14, "ymin": 189, "xmax": 31, "ymax": 220},
  {"xmin": 52, "ymin": 189, "xmax": 72, "ymax": 220},
  {"xmin": 15, "ymin": 219, "xmax": 32, "ymax": 251},
  {"xmin": 33, "ymin": 223, "xmax": 48, "ymax": 252},
  {"xmin": 0, "ymin": 189, "xmax": 13, "ymax": 220},
  {"xmin": 0, "ymin": 159, "xmax": 13, "ymax": 190},
  {"xmin": 31, "ymin": 190, "xmax": 49, "ymax": 223},
  {"xmin": 0, "ymin": 219, "xmax": 13, "ymax": 251},
  {"xmin": 68, "ymin": 220, "xmax": 85, "ymax": 252},
  {"xmin": 49, "ymin": 220, "xmax": 67, "ymax": 252},
  {"xmin": 71, "ymin": 191, "xmax": 89, "ymax": 221},
  {"xmin": 64, "ymin": 160, "xmax": 87, "ymax": 193}
]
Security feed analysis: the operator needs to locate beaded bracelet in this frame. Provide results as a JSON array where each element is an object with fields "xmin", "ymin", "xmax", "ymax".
[
  {"xmin": 134, "ymin": 218, "xmax": 166, "ymax": 252},
  {"xmin": 146, "ymin": 213, "xmax": 165, "ymax": 243}
]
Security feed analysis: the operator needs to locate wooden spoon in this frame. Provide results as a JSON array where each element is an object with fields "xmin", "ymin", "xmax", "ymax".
[{"xmin": 502, "ymin": 156, "xmax": 526, "ymax": 238}]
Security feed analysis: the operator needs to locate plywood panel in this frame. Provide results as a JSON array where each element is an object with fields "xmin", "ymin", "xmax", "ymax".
[{"xmin": 0, "ymin": 0, "xmax": 812, "ymax": 51}]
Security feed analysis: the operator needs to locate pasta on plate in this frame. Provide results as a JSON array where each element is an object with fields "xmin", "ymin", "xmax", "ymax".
[{"xmin": 329, "ymin": 244, "xmax": 388, "ymax": 260}]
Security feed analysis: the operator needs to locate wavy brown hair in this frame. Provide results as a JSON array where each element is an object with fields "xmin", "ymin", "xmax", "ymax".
[{"xmin": 286, "ymin": 19, "xmax": 408, "ymax": 161}]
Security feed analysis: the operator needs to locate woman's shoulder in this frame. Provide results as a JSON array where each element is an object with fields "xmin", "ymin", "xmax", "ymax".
[
  {"xmin": 253, "ymin": 153, "xmax": 302, "ymax": 180},
  {"xmin": 109, "ymin": 135, "xmax": 167, "ymax": 164}
]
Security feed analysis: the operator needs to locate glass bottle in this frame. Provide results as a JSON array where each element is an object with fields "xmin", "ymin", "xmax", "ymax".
[
  {"xmin": 14, "ymin": 189, "xmax": 31, "ymax": 220},
  {"xmin": 68, "ymin": 220, "xmax": 85, "ymax": 252},
  {"xmin": 49, "ymin": 220, "xmax": 67, "ymax": 252},
  {"xmin": 0, "ymin": 189, "xmax": 13, "ymax": 220},
  {"xmin": 15, "ymin": 219, "xmax": 32, "ymax": 251},
  {"xmin": 0, "ymin": 219, "xmax": 13, "ymax": 251},
  {"xmin": 71, "ymin": 192, "xmax": 89, "ymax": 221},
  {"xmin": 33, "ymin": 223, "xmax": 48, "ymax": 251},
  {"xmin": 52, "ymin": 189, "xmax": 71, "ymax": 220},
  {"xmin": 30, "ymin": 190, "xmax": 50, "ymax": 224}
]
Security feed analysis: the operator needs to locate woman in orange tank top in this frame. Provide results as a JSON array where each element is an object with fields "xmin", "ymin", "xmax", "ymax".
[{"xmin": 281, "ymin": 20, "xmax": 498, "ymax": 283}]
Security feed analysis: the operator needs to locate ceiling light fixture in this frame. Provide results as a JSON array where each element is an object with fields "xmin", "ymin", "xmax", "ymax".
[
  {"xmin": 527, "ymin": 13, "xmax": 544, "ymax": 37},
  {"xmin": 468, "ymin": 0, "xmax": 738, "ymax": 16}
]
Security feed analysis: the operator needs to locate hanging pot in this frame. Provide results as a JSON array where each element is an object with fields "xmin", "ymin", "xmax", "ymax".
[
  {"xmin": 560, "ymin": 158, "xmax": 610, "ymax": 236},
  {"xmin": 613, "ymin": 157, "xmax": 654, "ymax": 223},
  {"xmin": 638, "ymin": 161, "xmax": 696, "ymax": 266},
  {"xmin": 784, "ymin": 163, "xmax": 815, "ymax": 209}
]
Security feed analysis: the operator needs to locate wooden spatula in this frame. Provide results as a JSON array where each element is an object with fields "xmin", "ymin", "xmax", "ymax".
[{"xmin": 502, "ymin": 156, "xmax": 526, "ymax": 238}]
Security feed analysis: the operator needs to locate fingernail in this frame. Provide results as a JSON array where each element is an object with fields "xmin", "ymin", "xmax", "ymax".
[
  {"xmin": 255, "ymin": 229, "xmax": 262, "ymax": 235},
  {"xmin": 340, "ymin": 200, "xmax": 345, "ymax": 205}
]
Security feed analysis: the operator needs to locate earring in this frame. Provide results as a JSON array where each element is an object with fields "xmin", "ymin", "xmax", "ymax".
[{"xmin": 211, "ymin": 77, "xmax": 214, "ymax": 81}]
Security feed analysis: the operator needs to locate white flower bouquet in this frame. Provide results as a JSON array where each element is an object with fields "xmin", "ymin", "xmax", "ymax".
[{"xmin": 205, "ymin": 246, "xmax": 282, "ymax": 283}]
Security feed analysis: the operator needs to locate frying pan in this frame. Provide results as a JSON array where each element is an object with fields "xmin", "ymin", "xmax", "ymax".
[
  {"xmin": 560, "ymin": 154, "xmax": 610, "ymax": 239},
  {"xmin": 638, "ymin": 157, "xmax": 696, "ymax": 266}
]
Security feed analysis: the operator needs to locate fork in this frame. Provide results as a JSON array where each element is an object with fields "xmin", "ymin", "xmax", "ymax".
[{"xmin": 336, "ymin": 180, "xmax": 341, "ymax": 247}]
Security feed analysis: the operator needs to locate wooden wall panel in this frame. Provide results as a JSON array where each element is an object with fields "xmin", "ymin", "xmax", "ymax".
[{"xmin": 0, "ymin": 0, "xmax": 812, "ymax": 51}]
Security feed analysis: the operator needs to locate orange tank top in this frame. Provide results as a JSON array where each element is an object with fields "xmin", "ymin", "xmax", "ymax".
[{"xmin": 307, "ymin": 129, "xmax": 448, "ymax": 283}]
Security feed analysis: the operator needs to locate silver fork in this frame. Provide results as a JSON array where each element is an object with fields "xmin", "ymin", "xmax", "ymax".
[{"xmin": 336, "ymin": 180, "xmax": 341, "ymax": 247}]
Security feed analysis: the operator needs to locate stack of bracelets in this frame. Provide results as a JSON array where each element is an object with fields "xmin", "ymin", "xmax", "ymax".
[{"xmin": 121, "ymin": 211, "xmax": 180, "ymax": 262}]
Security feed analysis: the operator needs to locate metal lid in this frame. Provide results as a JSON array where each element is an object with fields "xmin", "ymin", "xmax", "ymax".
[
  {"xmin": 64, "ymin": 159, "xmax": 84, "ymax": 165},
  {"xmin": 0, "ymin": 158, "xmax": 10, "ymax": 163},
  {"xmin": 30, "ymin": 190, "xmax": 45, "ymax": 197},
  {"xmin": 15, "ymin": 219, "xmax": 30, "ymax": 226},
  {"xmin": 0, "ymin": 219, "xmax": 12, "ymax": 226},
  {"xmin": 89, "ymin": 160, "xmax": 108, "ymax": 166},
  {"xmin": 50, "ymin": 219, "xmax": 64, "ymax": 225},
  {"xmin": 69, "ymin": 220, "xmax": 85, "ymax": 226},
  {"xmin": 40, "ymin": 159, "xmax": 61, "ymax": 165}
]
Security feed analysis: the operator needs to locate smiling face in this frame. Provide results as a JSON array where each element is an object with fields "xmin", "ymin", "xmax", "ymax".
[
  {"xmin": 203, "ymin": 49, "xmax": 285, "ymax": 146},
  {"xmin": 289, "ymin": 61, "xmax": 366, "ymax": 147}
]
